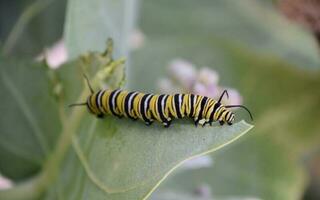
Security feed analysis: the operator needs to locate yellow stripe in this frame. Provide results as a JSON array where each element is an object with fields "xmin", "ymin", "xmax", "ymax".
[
  {"xmin": 102, "ymin": 90, "xmax": 111, "ymax": 114},
  {"xmin": 180, "ymin": 94, "xmax": 189, "ymax": 117},
  {"xmin": 168, "ymin": 95, "xmax": 177, "ymax": 118},
  {"xmin": 220, "ymin": 110, "xmax": 228, "ymax": 121},
  {"xmin": 214, "ymin": 106, "xmax": 224, "ymax": 121},
  {"xmin": 150, "ymin": 95, "xmax": 161, "ymax": 122},
  {"xmin": 117, "ymin": 90, "xmax": 128, "ymax": 116},
  {"xmin": 145, "ymin": 95, "xmax": 153, "ymax": 119},
  {"xmin": 163, "ymin": 95, "xmax": 170, "ymax": 119},
  {"xmin": 133, "ymin": 93, "xmax": 144, "ymax": 119},
  {"xmin": 205, "ymin": 101, "xmax": 216, "ymax": 119},
  {"xmin": 194, "ymin": 95, "xmax": 203, "ymax": 119},
  {"xmin": 90, "ymin": 93, "xmax": 100, "ymax": 114},
  {"xmin": 203, "ymin": 99, "xmax": 213, "ymax": 119}
]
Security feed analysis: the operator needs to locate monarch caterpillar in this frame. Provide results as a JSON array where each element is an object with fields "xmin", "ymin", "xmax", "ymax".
[{"xmin": 70, "ymin": 76, "xmax": 253, "ymax": 127}]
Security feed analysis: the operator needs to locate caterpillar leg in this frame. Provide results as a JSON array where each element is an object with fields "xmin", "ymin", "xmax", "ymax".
[
  {"xmin": 219, "ymin": 121, "xmax": 225, "ymax": 126},
  {"xmin": 129, "ymin": 116, "xmax": 138, "ymax": 121},
  {"xmin": 227, "ymin": 122, "xmax": 233, "ymax": 126},
  {"xmin": 163, "ymin": 120, "xmax": 172, "ymax": 128},
  {"xmin": 194, "ymin": 120, "xmax": 199, "ymax": 127},
  {"xmin": 202, "ymin": 121, "xmax": 211, "ymax": 127},
  {"xmin": 97, "ymin": 114, "xmax": 104, "ymax": 118},
  {"xmin": 113, "ymin": 113, "xmax": 123, "ymax": 119},
  {"xmin": 145, "ymin": 120, "xmax": 153, "ymax": 126},
  {"xmin": 198, "ymin": 119, "xmax": 206, "ymax": 127}
]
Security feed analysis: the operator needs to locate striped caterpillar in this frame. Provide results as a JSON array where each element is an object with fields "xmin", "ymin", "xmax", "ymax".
[{"xmin": 70, "ymin": 76, "xmax": 253, "ymax": 127}]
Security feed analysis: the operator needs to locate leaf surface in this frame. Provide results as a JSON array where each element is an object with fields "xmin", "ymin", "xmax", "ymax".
[
  {"xmin": 0, "ymin": 59, "xmax": 61, "ymax": 180},
  {"xmin": 46, "ymin": 115, "xmax": 252, "ymax": 200}
]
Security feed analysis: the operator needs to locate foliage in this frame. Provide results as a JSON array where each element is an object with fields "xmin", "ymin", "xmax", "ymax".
[
  {"xmin": 0, "ymin": 1, "xmax": 253, "ymax": 200},
  {"xmin": 1, "ymin": 0, "xmax": 320, "ymax": 199},
  {"xmin": 130, "ymin": 0, "xmax": 320, "ymax": 199}
]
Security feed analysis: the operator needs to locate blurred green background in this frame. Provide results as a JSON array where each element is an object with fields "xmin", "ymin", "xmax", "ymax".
[{"xmin": 1, "ymin": 0, "xmax": 320, "ymax": 200}]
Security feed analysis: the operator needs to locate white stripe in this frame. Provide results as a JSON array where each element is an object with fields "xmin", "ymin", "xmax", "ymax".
[
  {"xmin": 97, "ymin": 90, "xmax": 104, "ymax": 108},
  {"xmin": 161, "ymin": 95, "xmax": 168, "ymax": 117},
  {"xmin": 144, "ymin": 94, "xmax": 153, "ymax": 114},
  {"xmin": 178, "ymin": 94, "xmax": 182, "ymax": 110},
  {"xmin": 128, "ymin": 92, "xmax": 138, "ymax": 112}
]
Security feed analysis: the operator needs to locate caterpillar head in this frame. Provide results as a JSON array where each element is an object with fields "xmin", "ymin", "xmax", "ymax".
[
  {"xmin": 69, "ymin": 92, "xmax": 105, "ymax": 118},
  {"xmin": 225, "ymin": 111, "xmax": 235, "ymax": 125},
  {"xmin": 218, "ymin": 90, "xmax": 253, "ymax": 124},
  {"xmin": 69, "ymin": 74, "xmax": 104, "ymax": 118}
]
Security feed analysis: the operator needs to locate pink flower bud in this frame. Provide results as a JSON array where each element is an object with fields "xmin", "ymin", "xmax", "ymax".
[
  {"xmin": 197, "ymin": 67, "xmax": 219, "ymax": 86},
  {"xmin": 0, "ymin": 175, "xmax": 13, "ymax": 189},
  {"xmin": 193, "ymin": 82, "xmax": 207, "ymax": 96},
  {"xmin": 205, "ymin": 84, "xmax": 220, "ymax": 99},
  {"xmin": 36, "ymin": 39, "xmax": 68, "ymax": 69},
  {"xmin": 223, "ymin": 88, "xmax": 243, "ymax": 105},
  {"xmin": 168, "ymin": 59, "xmax": 197, "ymax": 89}
]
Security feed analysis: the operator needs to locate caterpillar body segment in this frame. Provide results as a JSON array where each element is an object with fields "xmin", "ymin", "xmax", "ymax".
[{"xmin": 85, "ymin": 89, "xmax": 237, "ymax": 127}]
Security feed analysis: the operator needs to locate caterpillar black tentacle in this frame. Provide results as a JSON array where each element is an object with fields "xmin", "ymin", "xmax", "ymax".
[{"xmin": 69, "ymin": 80, "xmax": 253, "ymax": 127}]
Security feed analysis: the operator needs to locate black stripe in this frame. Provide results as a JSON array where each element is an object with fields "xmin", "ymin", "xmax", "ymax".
[
  {"xmin": 209, "ymin": 102, "xmax": 220, "ymax": 121},
  {"xmin": 157, "ymin": 95, "xmax": 167, "ymax": 122},
  {"xmin": 198, "ymin": 97, "xmax": 208, "ymax": 119},
  {"xmin": 95, "ymin": 91, "xmax": 101, "ymax": 112},
  {"xmin": 203, "ymin": 99, "xmax": 212, "ymax": 119},
  {"xmin": 129, "ymin": 92, "xmax": 139, "ymax": 117},
  {"xmin": 108, "ymin": 90, "xmax": 119, "ymax": 117},
  {"xmin": 124, "ymin": 92, "xmax": 135, "ymax": 119},
  {"xmin": 181, "ymin": 94, "xmax": 186, "ymax": 115},
  {"xmin": 189, "ymin": 94, "xmax": 194, "ymax": 117},
  {"xmin": 174, "ymin": 94, "xmax": 182, "ymax": 118},
  {"xmin": 226, "ymin": 111, "xmax": 232, "ymax": 121},
  {"xmin": 140, "ymin": 94, "xmax": 152, "ymax": 123}
]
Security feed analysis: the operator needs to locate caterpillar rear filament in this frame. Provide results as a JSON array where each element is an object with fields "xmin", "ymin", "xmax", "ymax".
[{"xmin": 70, "ymin": 76, "xmax": 253, "ymax": 127}]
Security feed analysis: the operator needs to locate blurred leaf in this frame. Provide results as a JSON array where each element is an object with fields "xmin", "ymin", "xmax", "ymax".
[
  {"xmin": 0, "ymin": 0, "xmax": 66, "ymax": 57},
  {"xmin": 0, "ymin": 59, "xmax": 61, "ymax": 180},
  {"xmin": 154, "ymin": 128, "xmax": 307, "ymax": 200},
  {"xmin": 64, "ymin": 0, "xmax": 138, "ymax": 59},
  {"xmin": 64, "ymin": 0, "xmax": 139, "ymax": 87},
  {"xmin": 138, "ymin": 0, "xmax": 320, "ymax": 70},
  {"xmin": 132, "ymin": 28, "xmax": 318, "ymax": 200},
  {"xmin": 129, "ymin": 0, "xmax": 320, "ymax": 199}
]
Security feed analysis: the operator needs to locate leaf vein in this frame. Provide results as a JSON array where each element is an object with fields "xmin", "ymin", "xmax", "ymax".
[{"xmin": 1, "ymin": 71, "xmax": 49, "ymax": 154}]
